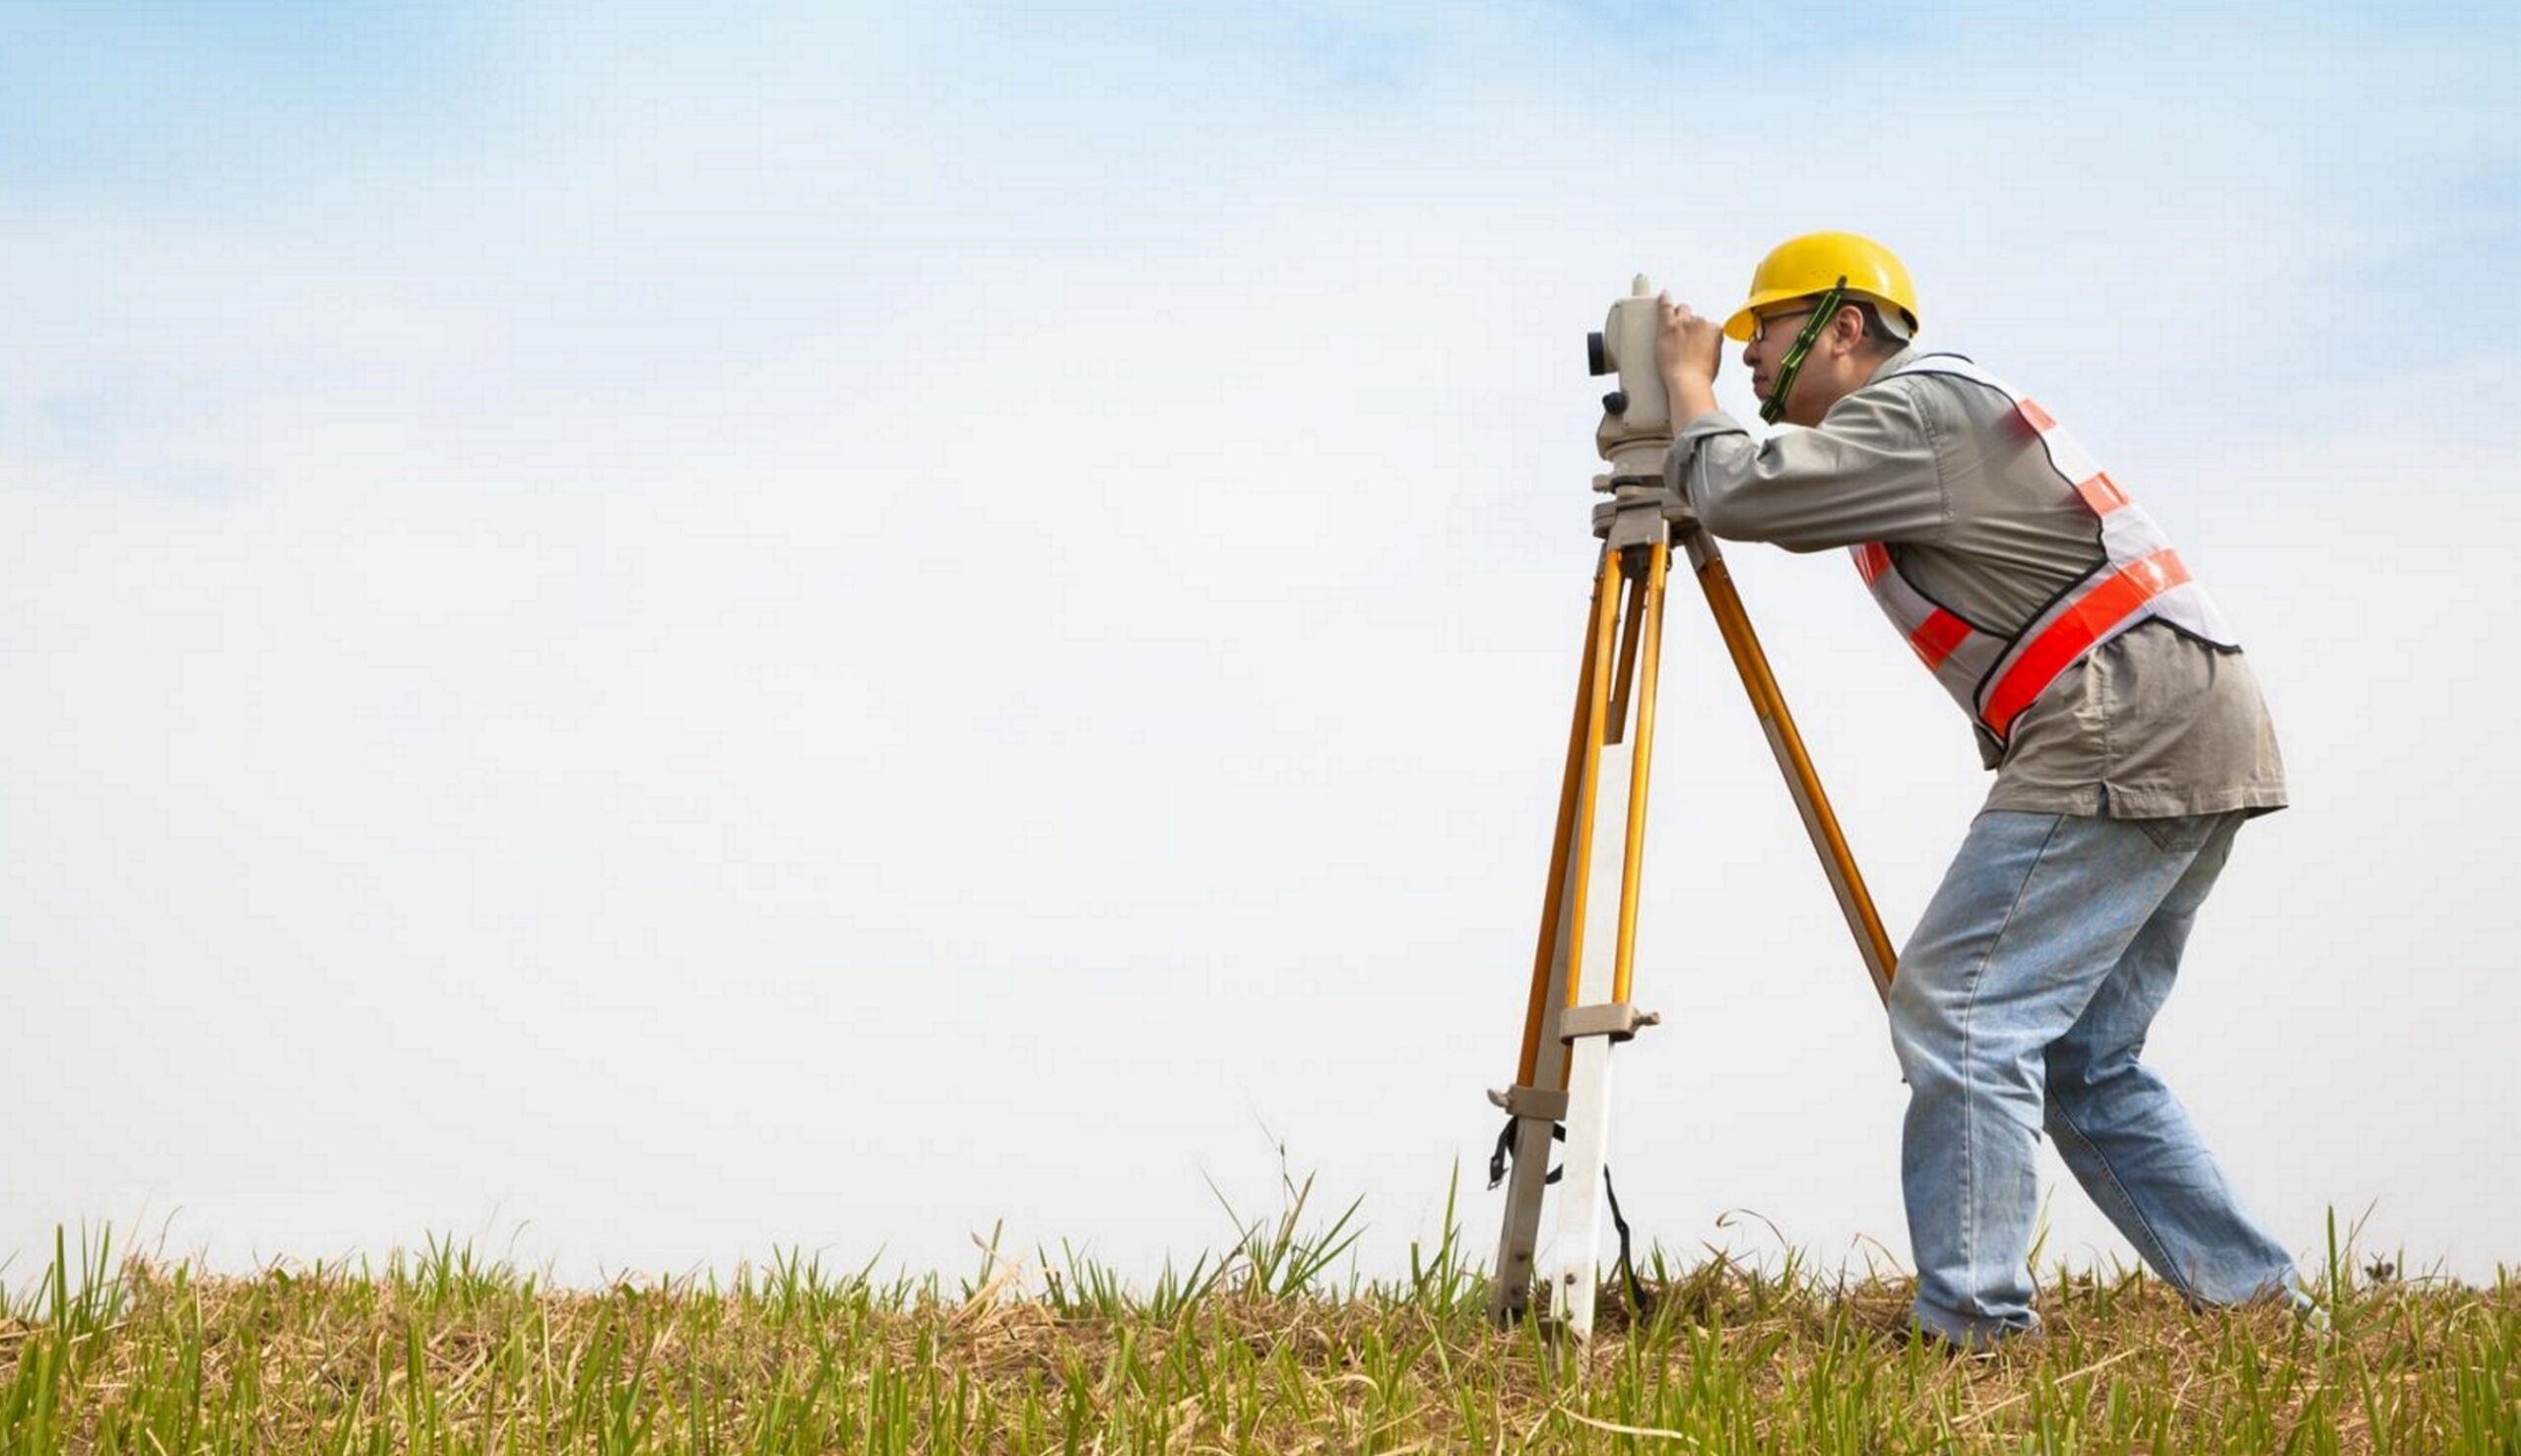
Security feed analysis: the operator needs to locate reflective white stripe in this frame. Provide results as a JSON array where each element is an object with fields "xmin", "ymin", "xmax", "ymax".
[
  {"xmin": 1851, "ymin": 354, "xmax": 2239, "ymax": 743},
  {"xmin": 1843, "ymin": 539, "xmax": 2004, "ymax": 704}
]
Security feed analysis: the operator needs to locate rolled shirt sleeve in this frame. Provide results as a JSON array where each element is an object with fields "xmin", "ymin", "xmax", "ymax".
[{"xmin": 1661, "ymin": 380, "xmax": 1949, "ymax": 553}]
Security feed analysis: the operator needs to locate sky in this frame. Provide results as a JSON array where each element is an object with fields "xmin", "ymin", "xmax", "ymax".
[{"xmin": 5, "ymin": 0, "xmax": 2519, "ymax": 1298}]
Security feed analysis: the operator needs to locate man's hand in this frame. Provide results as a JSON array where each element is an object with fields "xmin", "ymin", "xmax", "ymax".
[
  {"xmin": 1655, "ymin": 292, "xmax": 1724, "ymax": 424},
  {"xmin": 1655, "ymin": 292, "xmax": 1723, "ymax": 386}
]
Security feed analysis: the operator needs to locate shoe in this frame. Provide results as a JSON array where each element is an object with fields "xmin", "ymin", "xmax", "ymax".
[{"xmin": 1886, "ymin": 1317, "xmax": 2039, "ymax": 1358}]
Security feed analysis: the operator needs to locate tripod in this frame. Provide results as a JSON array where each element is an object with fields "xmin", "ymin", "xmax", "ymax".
[{"xmin": 1484, "ymin": 279, "xmax": 1901, "ymax": 1339}]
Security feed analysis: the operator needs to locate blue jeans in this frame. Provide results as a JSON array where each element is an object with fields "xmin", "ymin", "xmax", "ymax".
[{"xmin": 1886, "ymin": 809, "xmax": 2298, "ymax": 1346}]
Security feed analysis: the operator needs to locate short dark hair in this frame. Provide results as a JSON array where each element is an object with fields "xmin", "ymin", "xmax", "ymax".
[{"xmin": 1842, "ymin": 298, "xmax": 1912, "ymax": 348}]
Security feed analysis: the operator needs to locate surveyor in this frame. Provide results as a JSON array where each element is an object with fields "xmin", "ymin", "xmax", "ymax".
[{"xmin": 1651, "ymin": 232, "xmax": 2302, "ymax": 1348}]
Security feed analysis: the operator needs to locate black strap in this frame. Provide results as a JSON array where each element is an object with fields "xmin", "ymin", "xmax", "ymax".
[
  {"xmin": 1600, "ymin": 1158, "xmax": 1649, "ymax": 1315},
  {"xmin": 1488, "ymin": 1115, "xmax": 1650, "ymax": 1315},
  {"xmin": 1487, "ymin": 1116, "xmax": 1565, "ymax": 1189}
]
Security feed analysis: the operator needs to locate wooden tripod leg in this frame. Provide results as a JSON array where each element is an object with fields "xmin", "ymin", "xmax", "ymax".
[
  {"xmin": 1602, "ymin": 566, "xmax": 1648, "ymax": 747},
  {"xmin": 1514, "ymin": 547, "xmax": 1619, "ymax": 1088},
  {"xmin": 1682, "ymin": 529, "xmax": 1900, "ymax": 1002},
  {"xmin": 1549, "ymin": 540, "xmax": 1670, "ymax": 1341},
  {"xmin": 1491, "ymin": 548, "xmax": 1617, "ymax": 1325},
  {"xmin": 1610, "ymin": 540, "xmax": 1669, "ymax": 1007}
]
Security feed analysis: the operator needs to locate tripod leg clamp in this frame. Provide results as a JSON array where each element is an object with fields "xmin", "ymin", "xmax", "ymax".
[
  {"xmin": 1558, "ymin": 1001, "xmax": 1660, "ymax": 1045},
  {"xmin": 1487, "ymin": 1085, "xmax": 1570, "ymax": 1120}
]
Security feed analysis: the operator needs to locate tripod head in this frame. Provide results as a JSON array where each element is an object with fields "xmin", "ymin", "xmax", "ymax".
[{"xmin": 1588, "ymin": 275, "xmax": 1695, "ymax": 552}]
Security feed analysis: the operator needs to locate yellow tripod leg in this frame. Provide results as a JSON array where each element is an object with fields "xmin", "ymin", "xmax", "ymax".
[
  {"xmin": 1601, "ymin": 561, "xmax": 1649, "ymax": 748},
  {"xmin": 1514, "ymin": 548, "xmax": 1614, "ymax": 1089},
  {"xmin": 1559, "ymin": 544, "xmax": 1623, "ymax": 1021},
  {"xmin": 1682, "ymin": 530, "xmax": 1899, "ymax": 1002},
  {"xmin": 1546, "ymin": 542, "xmax": 1661, "ymax": 1341},
  {"xmin": 1492, "ymin": 546, "xmax": 1622, "ymax": 1326},
  {"xmin": 1610, "ymin": 540, "xmax": 1669, "ymax": 1008}
]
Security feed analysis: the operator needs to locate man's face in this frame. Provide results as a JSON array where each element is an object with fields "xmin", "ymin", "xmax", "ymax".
[{"xmin": 1740, "ymin": 303, "xmax": 1822, "ymax": 407}]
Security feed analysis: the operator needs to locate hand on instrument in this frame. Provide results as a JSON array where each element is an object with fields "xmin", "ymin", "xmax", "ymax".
[{"xmin": 1655, "ymin": 292, "xmax": 1723, "ymax": 390}]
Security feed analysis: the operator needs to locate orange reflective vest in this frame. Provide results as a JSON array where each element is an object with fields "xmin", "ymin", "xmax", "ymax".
[{"xmin": 1851, "ymin": 354, "xmax": 2238, "ymax": 748}]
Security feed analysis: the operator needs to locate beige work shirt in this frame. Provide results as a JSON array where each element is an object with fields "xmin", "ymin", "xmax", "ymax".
[{"xmin": 1662, "ymin": 346, "xmax": 2287, "ymax": 820}]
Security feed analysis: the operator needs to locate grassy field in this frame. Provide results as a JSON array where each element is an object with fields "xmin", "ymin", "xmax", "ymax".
[{"xmin": 5, "ymin": 1197, "xmax": 2514, "ymax": 1455}]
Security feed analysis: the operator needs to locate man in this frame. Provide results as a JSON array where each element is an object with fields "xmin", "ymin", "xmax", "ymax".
[{"xmin": 1652, "ymin": 231, "xmax": 2303, "ymax": 1348}]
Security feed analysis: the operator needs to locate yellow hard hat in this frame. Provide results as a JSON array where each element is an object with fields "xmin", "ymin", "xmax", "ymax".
[{"xmin": 1722, "ymin": 231, "xmax": 1919, "ymax": 342}]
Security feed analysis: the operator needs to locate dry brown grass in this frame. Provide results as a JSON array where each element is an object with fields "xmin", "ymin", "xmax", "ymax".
[{"xmin": 5, "ymin": 1230, "xmax": 2515, "ymax": 1453}]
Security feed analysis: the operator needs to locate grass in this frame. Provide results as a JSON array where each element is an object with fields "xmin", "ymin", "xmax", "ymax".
[{"xmin": 3, "ymin": 1199, "xmax": 2514, "ymax": 1454}]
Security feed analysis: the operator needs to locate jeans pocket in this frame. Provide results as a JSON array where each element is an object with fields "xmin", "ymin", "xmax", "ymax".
[{"xmin": 2134, "ymin": 813, "xmax": 2219, "ymax": 853}]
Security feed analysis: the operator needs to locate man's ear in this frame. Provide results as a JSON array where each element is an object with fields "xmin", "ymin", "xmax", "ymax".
[{"xmin": 1832, "ymin": 303, "xmax": 1867, "ymax": 356}]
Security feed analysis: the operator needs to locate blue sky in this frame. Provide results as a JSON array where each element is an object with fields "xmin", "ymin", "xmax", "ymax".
[
  {"xmin": 5, "ymin": 1, "xmax": 2519, "ymax": 1291},
  {"xmin": 10, "ymin": 0, "xmax": 2513, "ymax": 487}
]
